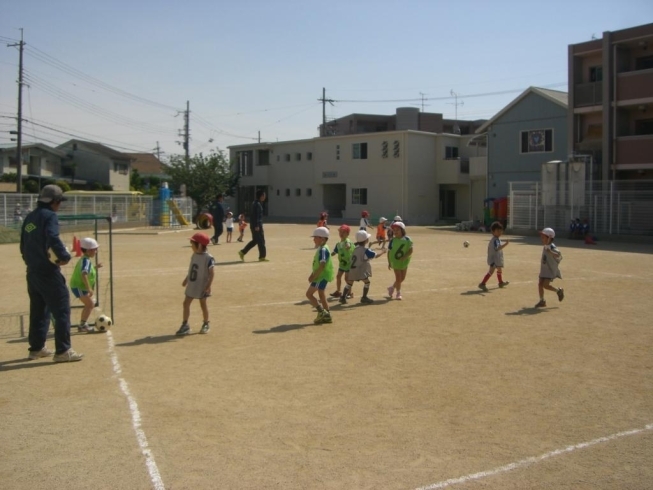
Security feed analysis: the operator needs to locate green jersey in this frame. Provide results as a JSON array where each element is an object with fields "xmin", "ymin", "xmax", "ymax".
[
  {"xmin": 70, "ymin": 256, "xmax": 97, "ymax": 292},
  {"xmin": 312, "ymin": 245, "xmax": 334, "ymax": 282},
  {"xmin": 334, "ymin": 238, "xmax": 354, "ymax": 272},
  {"xmin": 388, "ymin": 236, "xmax": 413, "ymax": 270}
]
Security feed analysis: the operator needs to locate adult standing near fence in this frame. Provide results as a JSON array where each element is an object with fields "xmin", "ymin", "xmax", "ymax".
[
  {"xmin": 20, "ymin": 185, "xmax": 83, "ymax": 363},
  {"xmin": 210, "ymin": 194, "xmax": 225, "ymax": 245},
  {"xmin": 238, "ymin": 189, "xmax": 268, "ymax": 262}
]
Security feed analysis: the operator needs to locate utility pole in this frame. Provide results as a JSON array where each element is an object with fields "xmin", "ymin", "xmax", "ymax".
[
  {"xmin": 184, "ymin": 100, "xmax": 190, "ymax": 161},
  {"xmin": 318, "ymin": 87, "xmax": 334, "ymax": 137},
  {"xmin": 7, "ymin": 29, "xmax": 25, "ymax": 193},
  {"xmin": 419, "ymin": 92, "xmax": 428, "ymax": 112},
  {"xmin": 154, "ymin": 141, "xmax": 161, "ymax": 160},
  {"xmin": 258, "ymin": 131, "xmax": 261, "ymax": 143}
]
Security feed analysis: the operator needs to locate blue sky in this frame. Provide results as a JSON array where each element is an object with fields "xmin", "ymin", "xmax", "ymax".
[{"xmin": 1, "ymin": 0, "xmax": 651, "ymax": 159}]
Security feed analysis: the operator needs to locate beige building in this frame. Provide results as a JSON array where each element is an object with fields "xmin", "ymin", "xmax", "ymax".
[{"xmin": 230, "ymin": 130, "xmax": 486, "ymax": 225}]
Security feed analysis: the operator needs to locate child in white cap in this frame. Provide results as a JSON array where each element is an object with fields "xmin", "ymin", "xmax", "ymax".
[
  {"xmin": 535, "ymin": 227, "xmax": 564, "ymax": 307},
  {"xmin": 70, "ymin": 237, "xmax": 102, "ymax": 332},
  {"xmin": 340, "ymin": 229, "xmax": 386, "ymax": 304},
  {"xmin": 307, "ymin": 227, "xmax": 334, "ymax": 324}
]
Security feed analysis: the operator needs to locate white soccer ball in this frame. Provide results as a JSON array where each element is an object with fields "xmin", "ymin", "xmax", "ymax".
[
  {"xmin": 463, "ymin": 241, "xmax": 470, "ymax": 248},
  {"xmin": 96, "ymin": 315, "xmax": 113, "ymax": 332}
]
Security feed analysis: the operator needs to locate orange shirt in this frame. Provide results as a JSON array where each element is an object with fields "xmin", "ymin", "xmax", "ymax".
[
  {"xmin": 317, "ymin": 219, "xmax": 327, "ymax": 228},
  {"xmin": 377, "ymin": 223, "xmax": 386, "ymax": 239},
  {"xmin": 238, "ymin": 220, "xmax": 248, "ymax": 231}
]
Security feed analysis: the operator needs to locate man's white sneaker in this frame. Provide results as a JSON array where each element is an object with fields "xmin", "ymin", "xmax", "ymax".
[
  {"xmin": 53, "ymin": 349, "xmax": 84, "ymax": 363},
  {"xmin": 28, "ymin": 347, "xmax": 53, "ymax": 360}
]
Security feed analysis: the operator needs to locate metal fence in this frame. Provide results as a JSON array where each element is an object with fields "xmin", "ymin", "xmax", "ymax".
[
  {"xmin": 1, "ymin": 193, "xmax": 194, "ymax": 229},
  {"xmin": 508, "ymin": 180, "xmax": 653, "ymax": 237}
]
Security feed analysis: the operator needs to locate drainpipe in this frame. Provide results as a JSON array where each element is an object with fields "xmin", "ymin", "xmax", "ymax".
[{"xmin": 612, "ymin": 43, "xmax": 617, "ymax": 181}]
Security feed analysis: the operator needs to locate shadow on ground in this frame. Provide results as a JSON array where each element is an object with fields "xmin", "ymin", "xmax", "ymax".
[
  {"xmin": 116, "ymin": 334, "xmax": 181, "ymax": 346},
  {"xmin": 505, "ymin": 306, "xmax": 558, "ymax": 316},
  {"xmin": 253, "ymin": 323, "xmax": 314, "ymax": 334}
]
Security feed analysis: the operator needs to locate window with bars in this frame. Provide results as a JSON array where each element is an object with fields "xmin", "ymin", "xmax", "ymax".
[{"xmin": 351, "ymin": 188, "xmax": 367, "ymax": 205}]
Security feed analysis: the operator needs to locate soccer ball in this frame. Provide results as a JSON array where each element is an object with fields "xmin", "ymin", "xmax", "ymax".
[
  {"xmin": 463, "ymin": 241, "xmax": 470, "ymax": 248},
  {"xmin": 96, "ymin": 315, "xmax": 113, "ymax": 332}
]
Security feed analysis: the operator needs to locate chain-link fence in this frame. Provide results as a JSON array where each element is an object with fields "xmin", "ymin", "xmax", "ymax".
[
  {"xmin": 1, "ymin": 193, "xmax": 194, "ymax": 230},
  {"xmin": 509, "ymin": 180, "xmax": 653, "ymax": 237}
]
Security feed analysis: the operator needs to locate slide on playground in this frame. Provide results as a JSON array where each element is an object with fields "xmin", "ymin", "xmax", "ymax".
[{"xmin": 167, "ymin": 200, "xmax": 190, "ymax": 226}]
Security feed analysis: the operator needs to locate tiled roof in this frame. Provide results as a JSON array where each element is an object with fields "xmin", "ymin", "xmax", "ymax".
[{"xmin": 124, "ymin": 152, "xmax": 167, "ymax": 175}]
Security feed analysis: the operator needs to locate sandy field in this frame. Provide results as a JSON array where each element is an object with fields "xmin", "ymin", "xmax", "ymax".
[{"xmin": 1, "ymin": 224, "xmax": 652, "ymax": 490}]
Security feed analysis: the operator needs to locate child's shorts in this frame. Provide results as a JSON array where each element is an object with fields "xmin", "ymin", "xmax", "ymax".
[
  {"xmin": 227, "ymin": 227, "xmax": 233, "ymax": 232},
  {"xmin": 310, "ymin": 279, "xmax": 328, "ymax": 290},
  {"xmin": 376, "ymin": 235, "xmax": 385, "ymax": 241},
  {"xmin": 71, "ymin": 287, "xmax": 90, "ymax": 298}
]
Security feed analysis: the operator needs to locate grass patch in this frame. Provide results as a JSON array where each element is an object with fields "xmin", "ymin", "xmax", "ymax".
[{"xmin": 0, "ymin": 225, "xmax": 21, "ymax": 244}]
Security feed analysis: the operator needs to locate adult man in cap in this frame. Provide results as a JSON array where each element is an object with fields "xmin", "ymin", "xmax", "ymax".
[
  {"xmin": 209, "ymin": 193, "xmax": 225, "ymax": 245},
  {"xmin": 20, "ymin": 184, "xmax": 83, "ymax": 362}
]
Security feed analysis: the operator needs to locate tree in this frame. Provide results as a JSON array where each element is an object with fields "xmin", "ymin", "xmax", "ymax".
[{"xmin": 166, "ymin": 149, "xmax": 239, "ymax": 213}]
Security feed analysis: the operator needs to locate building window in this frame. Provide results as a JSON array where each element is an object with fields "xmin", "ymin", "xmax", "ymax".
[
  {"xmin": 238, "ymin": 152, "xmax": 253, "ymax": 176},
  {"xmin": 285, "ymin": 189, "xmax": 290, "ymax": 197},
  {"xmin": 257, "ymin": 150, "xmax": 270, "ymax": 165},
  {"xmin": 336, "ymin": 145, "xmax": 340, "ymax": 160},
  {"xmin": 307, "ymin": 152, "xmax": 313, "ymax": 161},
  {"xmin": 635, "ymin": 55, "xmax": 653, "ymax": 71},
  {"xmin": 352, "ymin": 142, "xmax": 368, "ymax": 159},
  {"xmin": 295, "ymin": 188, "xmax": 301, "ymax": 196},
  {"xmin": 520, "ymin": 129, "xmax": 553, "ymax": 153},
  {"xmin": 285, "ymin": 154, "xmax": 291, "ymax": 162},
  {"xmin": 381, "ymin": 141, "xmax": 388, "ymax": 158},
  {"xmin": 295, "ymin": 153, "xmax": 301, "ymax": 161},
  {"xmin": 351, "ymin": 188, "xmax": 367, "ymax": 205},
  {"xmin": 445, "ymin": 146, "xmax": 459, "ymax": 159},
  {"xmin": 114, "ymin": 163, "xmax": 129, "ymax": 175},
  {"xmin": 635, "ymin": 118, "xmax": 653, "ymax": 136},
  {"xmin": 393, "ymin": 140, "xmax": 400, "ymax": 158},
  {"xmin": 306, "ymin": 188, "xmax": 312, "ymax": 197},
  {"xmin": 589, "ymin": 66, "xmax": 603, "ymax": 82}
]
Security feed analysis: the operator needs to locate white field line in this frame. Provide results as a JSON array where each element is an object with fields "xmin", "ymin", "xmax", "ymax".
[
  {"xmin": 107, "ymin": 331, "xmax": 165, "ymax": 490},
  {"xmin": 414, "ymin": 423, "xmax": 653, "ymax": 490}
]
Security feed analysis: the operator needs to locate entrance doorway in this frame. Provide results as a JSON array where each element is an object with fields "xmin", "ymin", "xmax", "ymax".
[
  {"xmin": 440, "ymin": 189, "xmax": 456, "ymax": 219},
  {"xmin": 323, "ymin": 184, "xmax": 346, "ymax": 218}
]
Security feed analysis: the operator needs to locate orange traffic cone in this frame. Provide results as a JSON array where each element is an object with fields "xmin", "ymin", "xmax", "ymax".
[{"xmin": 73, "ymin": 236, "xmax": 83, "ymax": 257}]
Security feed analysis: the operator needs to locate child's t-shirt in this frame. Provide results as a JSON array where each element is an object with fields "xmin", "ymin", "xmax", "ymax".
[
  {"xmin": 348, "ymin": 245, "xmax": 377, "ymax": 281},
  {"xmin": 487, "ymin": 236, "xmax": 505, "ymax": 267},
  {"xmin": 239, "ymin": 220, "xmax": 247, "ymax": 231},
  {"xmin": 70, "ymin": 256, "xmax": 96, "ymax": 292},
  {"xmin": 376, "ymin": 223, "xmax": 386, "ymax": 239},
  {"xmin": 312, "ymin": 245, "xmax": 334, "ymax": 282},
  {"xmin": 333, "ymin": 238, "xmax": 354, "ymax": 271},
  {"xmin": 225, "ymin": 217, "xmax": 234, "ymax": 228},
  {"xmin": 185, "ymin": 252, "xmax": 215, "ymax": 299},
  {"xmin": 539, "ymin": 244, "xmax": 562, "ymax": 279},
  {"xmin": 359, "ymin": 218, "xmax": 369, "ymax": 229},
  {"xmin": 388, "ymin": 236, "xmax": 413, "ymax": 270}
]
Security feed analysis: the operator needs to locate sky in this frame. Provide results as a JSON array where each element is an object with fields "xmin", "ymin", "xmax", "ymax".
[{"xmin": 1, "ymin": 0, "xmax": 652, "ymax": 160}]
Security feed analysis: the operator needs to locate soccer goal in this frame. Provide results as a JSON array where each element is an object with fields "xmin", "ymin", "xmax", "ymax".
[{"xmin": 57, "ymin": 214, "xmax": 114, "ymax": 327}]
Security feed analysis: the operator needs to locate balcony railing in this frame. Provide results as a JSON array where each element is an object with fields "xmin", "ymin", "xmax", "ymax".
[
  {"xmin": 575, "ymin": 81, "xmax": 603, "ymax": 107},
  {"xmin": 617, "ymin": 69, "xmax": 653, "ymax": 102},
  {"xmin": 616, "ymin": 135, "xmax": 653, "ymax": 166}
]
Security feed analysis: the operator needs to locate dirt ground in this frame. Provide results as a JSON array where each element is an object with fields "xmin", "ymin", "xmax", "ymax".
[{"xmin": 1, "ymin": 224, "xmax": 652, "ymax": 490}]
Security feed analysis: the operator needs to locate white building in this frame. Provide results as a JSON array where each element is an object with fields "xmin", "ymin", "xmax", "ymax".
[{"xmin": 229, "ymin": 130, "xmax": 487, "ymax": 225}]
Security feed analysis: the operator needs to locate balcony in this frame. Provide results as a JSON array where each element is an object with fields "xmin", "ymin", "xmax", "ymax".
[
  {"xmin": 469, "ymin": 156, "xmax": 487, "ymax": 179},
  {"xmin": 615, "ymin": 135, "xmax": 653, "ymax": 166},
  {"xmin": 575, "ymin": 81, "xmax": 603, "ymax": 107},
  {"xmin": 438, "ymin": 158, "xmax": 470, "ymax": 185},
  {"xmin": 617, "ymin": 69, "xmax": 653, "ymax": 103}
]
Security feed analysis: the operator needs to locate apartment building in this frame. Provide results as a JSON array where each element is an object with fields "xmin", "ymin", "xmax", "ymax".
[{"xmin": 568, "ymin": 22, "xmax": 653, "ymax": 180}]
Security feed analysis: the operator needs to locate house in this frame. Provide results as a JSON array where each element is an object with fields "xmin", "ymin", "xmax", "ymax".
[
  {"xmin": 0, "ymin": 143, "xmax": 69, "ymax": 183},
  {"xmin": 230, "ymin": 129, "xmax": 487, "ymax": 225},
  {"xmin": 475, "ymin": 86, "xmax": 569, "ymax": 199},
  {"xmin": 568, "ymin": 22, "xmax": 653, "ymax": 180},
  {"xmin": 57, "ymin": 140, "xmax": 132, "ymax": 191},
  {"xmin": 124, "ymin": 153, "xmax": 168, "ymax": 179}
]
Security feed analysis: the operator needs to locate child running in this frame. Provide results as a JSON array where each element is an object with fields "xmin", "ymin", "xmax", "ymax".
[
  {"xmin": 535, "ymin": 227, "xmax": 565, "ymax": 308},
  {"xmin": 225, "ymin": 211, "xmax": 234, "ymax": 243},
  {"xmin": 176, "ymin": 232, "xmax": 215, "ymax": 335},
  {"xmin": 387, "ymin": 221, "xmax": 413, "ymax": 300},
  {"xmin": 237, "ymin": 214, "xmax": 247, "ymax": 242},
  {"xmin": 70, "ymin": 237, "xmax": 102, "ymax": 333},
  {"xmin": 340, "ymin": 230, "xmax": 386, "ymax": 304},
  {"xmin": 478, "ymin": 221, "xmax": 510, "ymax": 292},
  {"xmin": 330, "ymin": 224, "xmax": 355, "ymax": 299},
  {"xmin": 376, "ymin": 217, "xmax": 388, "ymax": 249},
  {"xmin": 359, "ymin": 210, "xmax": 371, "ymax": 230},
  {"xmin": 307, "ymin": 227, "xmax": 334, "ymax": 324},
  {"xmin": 317, "ymin": 211, "xmax": 328, "ymax": 228}
]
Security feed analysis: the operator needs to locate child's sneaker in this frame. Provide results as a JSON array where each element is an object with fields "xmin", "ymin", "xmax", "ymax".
[
  {"xmin": 395, "ymin": 291, "xmax": 403, "ymax": 300},
  {"xmin": 330, "ymin": 291, "xmax": 341, "ymax": 298},
  {"xmin": 78, "ymin": 323, "xmax": 90, "ymax": 333},
  {"xmin": 347, "ymin": 291, "xmax": 354, "ymax": 299},
  {"xmin": 339, "ymin": 295, "xmax": 347, "ymax": 305},
  {"xmin": 534, "ymin": 300, "xmax": 547, "ymax": 308},
  {"xmin": 321, "ymin": 311, "xmax": 332, "ymax": 324},
  {"xmin": 313, "ymin": 310, "xmax": 325, "ymax": 324},
  {"xmin": 557, "ymin": 288, "xmax": 565, "ymax": 302},
  {"xmin": 238, "ymin": 251, "xmax": 245, "ymax": 262},
  {"xmin": 199, "ymin": 322, "xmax": 210, "ymax": 334},
  {"xmin": 387, "ymin": 286, "xmax": 395, "ymax": 298},
  {"xmin": 176, "ymin": 323, "xmax": 191, "ymax": 336},
  {"xmin": 360, "ymin": 296, "xmax": 374, "ymax": 304},
  {"xmin": 258, "ymin": 257, "xmax": 269, "ymax": 262},
  {"xmin": 498, "ymin": 281, "xmax": 509, "ymax": 288},
  {"xmin": 478, "ymin": 283, "xmax": 489, "ymax": 292}
]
